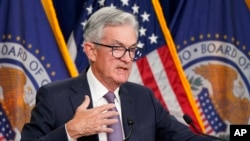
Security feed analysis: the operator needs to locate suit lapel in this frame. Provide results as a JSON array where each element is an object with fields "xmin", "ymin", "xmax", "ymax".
[
  {"xmin": 119, "ymin": 85, "xmax": 137, "ymax": 140},
  {"xmin": 69, "ymin": 71, "xmax": 94, "ymax": 112},
  {"xmin": 68, "ymin": 71, "xmax": 99, "ymax": 141}
]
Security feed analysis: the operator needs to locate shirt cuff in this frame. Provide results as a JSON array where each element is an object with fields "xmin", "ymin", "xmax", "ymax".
[{"xmin": 65, "ymin": 124, "xmax": 77, "ymax": 141}]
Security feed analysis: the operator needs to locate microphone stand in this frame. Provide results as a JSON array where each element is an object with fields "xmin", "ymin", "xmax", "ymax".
[{"xmin": 183, "ymin": 114, "xmax": 227, "ymax": 141}]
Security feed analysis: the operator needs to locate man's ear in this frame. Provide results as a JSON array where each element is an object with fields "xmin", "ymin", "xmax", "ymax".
[{"xmin": 83, "ymin": 42, "xmax": 96, "ymax": 62}]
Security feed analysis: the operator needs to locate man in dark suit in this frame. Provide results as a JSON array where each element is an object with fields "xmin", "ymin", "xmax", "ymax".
[{"xmin": 21, "ymin": 7, "xmax": 218, "ymax": 141}]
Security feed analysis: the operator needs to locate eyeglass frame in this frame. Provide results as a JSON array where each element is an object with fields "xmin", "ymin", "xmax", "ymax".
[{"xmin": 91, "ymin": 42, "xmax": 140, "ymax": 60}]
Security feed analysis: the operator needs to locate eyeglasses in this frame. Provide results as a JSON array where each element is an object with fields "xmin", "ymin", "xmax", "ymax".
[{"xmin": 92, "ymin": 42, "xmax": 141, "ymax": 60}]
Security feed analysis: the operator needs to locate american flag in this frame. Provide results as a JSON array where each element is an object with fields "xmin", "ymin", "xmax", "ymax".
[
  {"xmin": 0, "ymin": 104, "xmax": 15, "ymax": 141},
  {"xmin": 196, "ymin": 88, "xmax": 227, "ymax": 135},
  {"xmin": 67, "ymin": 0, "xmax": 203, "ymax": 131}
]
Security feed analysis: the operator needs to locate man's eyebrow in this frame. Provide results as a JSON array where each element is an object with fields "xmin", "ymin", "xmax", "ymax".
[{"xmin": 115, "ymin": 40, "xmax": 137, "ymax": 47}]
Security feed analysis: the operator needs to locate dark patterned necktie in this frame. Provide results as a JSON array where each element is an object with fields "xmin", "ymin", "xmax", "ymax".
[{"xmin": 103, "ymin": 92, "xmax": 123, "ymax": 141}]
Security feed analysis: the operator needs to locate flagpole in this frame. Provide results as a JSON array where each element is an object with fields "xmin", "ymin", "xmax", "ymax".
[
  {"xmin": 151, "ymin": 0, "xmax": 206, "ymax": 133},
  {"xmin": 41, "ymin": 0, "xmax": 79, "ymax": 77}
]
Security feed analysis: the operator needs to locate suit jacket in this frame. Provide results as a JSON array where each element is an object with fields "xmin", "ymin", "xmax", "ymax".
[{"xmin": 21, "ymin": 71, "xmax": 216, "ymax": 141}]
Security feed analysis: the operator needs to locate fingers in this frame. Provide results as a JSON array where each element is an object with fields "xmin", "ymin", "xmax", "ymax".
[
  {"xmin": 102, "ymin": 117, "xmax": 118, "ymax": 126},
  {"xmin": 101, "ymin": 126, "xmax": 114, "ymax": 133},
  {"xmin": 70, "ymin": 95, "xmax": 121, "ymax": 137},
  {"xmin": 101, "ymin": 110, "xmax": 119, "ymax": 119},
  {"xmin": 99, "ymin": 118, "xmax": 118, "ymax": 133},
  {"xmin": 95, "ymin": 103, "xmax": 117, "ymax": 113},
  {"xmin": 78, "ymin": 95, "xmax": 115, "ymax": 112}
]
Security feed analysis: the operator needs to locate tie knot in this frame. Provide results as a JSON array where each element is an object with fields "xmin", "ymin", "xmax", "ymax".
[{"xmin": 104, "ymin": 92, "xmax": 115, "ymax": 103}]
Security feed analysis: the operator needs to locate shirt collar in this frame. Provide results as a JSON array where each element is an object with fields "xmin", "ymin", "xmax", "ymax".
[{"xmin": 87, "ymin": 67, "xmax": 120, "ymax": 103}]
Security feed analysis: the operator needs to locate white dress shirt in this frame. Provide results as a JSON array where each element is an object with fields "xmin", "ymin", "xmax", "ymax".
[{"xmin": 66, "ymin": 67, "xmax": 124, "ymax": 141}]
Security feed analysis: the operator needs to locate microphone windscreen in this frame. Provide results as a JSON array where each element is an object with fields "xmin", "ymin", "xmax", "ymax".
[
  {"xmin": 127, "ymin": 118, "xmax": 134, "ymax": 126},
  {"xmin": 183, "ymin": 114, "xmax": 193, "ymax": 124}
]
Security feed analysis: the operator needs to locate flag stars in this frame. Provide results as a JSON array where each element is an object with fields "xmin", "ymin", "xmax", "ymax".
[
  {"xmin": 223, "ymin": 35, "xmax": 228, "ymax": 40},
  {"xmin": 35, "ymin": 49, "xmax": 40, "ymax": 54},
  {"xmin": 202, "ymin": 102, "xmax": 205, "ymax": 106},
  {"xmin": 211, "ymin": 120, "xmax": 214, "ymax": 125},
  {"xmin": 121, "ymin": 0, "xmax": 129, "ymax": 6},
  {"xmin": 28, "ymin": 44, "xmax": 32, "ymax": 49},
  {"xmin": 139, "ymin": 26, "xmax": 146, "ymax": 36},
  {"xmin": 109, "ymin": 3, "xmax": 116, "ymax": 8},
  {"xmin": 141, "ymin": 11, "xmax": 150, "ymax": 22},
  {"xmin": 183, "ymin": 40, "xmax": 187, "ymax": 45},
  {"xmin": 41, "ymin": 56, "xmax": 45, "ymax": 61},
  {"xmin": 199, "ymin": 34, "xmax": 204, "ymax": 40},
  {"xmin": 231, "ymin": 37, "xmax": 235, "ymax": 42},
  {"xmin": 81, "ymin": 20, "xmax": 88, "ymax": 29},
  {"xmin": 176, "ymin": 45, "xmax": 180, "ymax": 50},
  {"xmin": 206, "ymin": 99, "xmax": 209, "ymax": 103},
  {"xmin": 46, "ymin": 63, "xmax": 51, "ymax": 68},
  {"xmin": 215, "ymin": 33, "xmax": 219, "ymax": 39},
  {"xmin": 137, "ymin": 41, "xmax": 144, "ymax": 48},
  {"xmin": 198, "ymin": 91, "xmax": 227, "ymax": 132},
  {"xmin": 214, "ymin": 126, "xmax": 218, "ymax": 130},
  {"xmin": 16, "ymin": 36, "xmax": 21, "ymax": 41},
  {"xmin": 190, "ymin": 36, "xmax": 195, "ymax": 42},
  {"xmin": 132, "ymin": 4, "xmax": 139, "ymax": 14},
  {"xmin": 22, "ymin": 40, "xmax": 26, "ymax": 44},
  {"xmin": 8, "ymin": 34, "xmax": 12, "ymax": 39},
  {"xmin": 136, "ymin": 50, "xmax": 142, "ymax": 58},
  {"xmin": 148, "ymin": 33, "xmax": 158, "ymax": 44},
  {"xmin": 242, "ymin": 45, "xmax": 246, "ymax": 50},
  {"xmin": 2, "ymin": 127, "xmax": 5, "ymax": 132},
  {"xmin": 86, "ymin": 5, "xmax": 93, "ymax": 15},
  {"xmin": 207, "ymin": 115, "xmax": 211, "ymax": 119},
  {"xmin": 207, "ymin": 34, "xmax": 211, "ymax": 38},
  {"xmin": 98, "ymin": 0, "xmax": 105, "ymax": 7},
  {"xmin": 236, "ymin": 41, "xmax": 240, "ymax": 45},
  {"xmin": 51, "ymin": 71, "xmax": 56, "ymax": 76},
  {"xmin": 0, "ymin": 107, "xmax": 15, "ymax": 139},
  {"xmin": 208, "ymin": 105, "xmax": 212, "ymax": 109},
  {"xmin": 204, "ymin": 109, "xmax": 208, "ymax": 113}
]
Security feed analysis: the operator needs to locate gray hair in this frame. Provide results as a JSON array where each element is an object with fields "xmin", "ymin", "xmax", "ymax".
[{"xmin": 83, "ymin": 7, "xmax": 139, "ymax": 42}]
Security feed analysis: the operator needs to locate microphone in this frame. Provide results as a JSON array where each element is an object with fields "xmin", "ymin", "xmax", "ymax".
[
  {"xmin": 183, "ymin": 114, "xmax": 227, "ymax": 141},
  {"xmin": 124, "ymin": 119, "xmax": 134, "ymax": 141}
]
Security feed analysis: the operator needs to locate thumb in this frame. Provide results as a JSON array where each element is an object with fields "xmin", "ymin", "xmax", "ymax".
[{"xmin": 78, "ymin": 95, "xmax": 90, "ymax": 110}]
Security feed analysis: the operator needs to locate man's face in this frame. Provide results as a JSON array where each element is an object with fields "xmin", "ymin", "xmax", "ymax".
[{"xmin": 91, "ymin": 25, "xmax": 137, "ymax": 90}]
